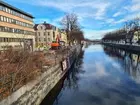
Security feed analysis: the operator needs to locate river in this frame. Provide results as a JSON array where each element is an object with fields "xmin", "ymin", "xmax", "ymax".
[{"xmin": 41, "ymin": 44, "xmax": 140, "ymax": 105}]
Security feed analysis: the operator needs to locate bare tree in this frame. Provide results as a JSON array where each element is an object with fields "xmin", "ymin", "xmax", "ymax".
[
  {"xmin": 70, "ymin": 31, "xmax": 84, "ymax": 44},
  {"xmin": 132, "ymin": 17, "xmax": 140, "ymax": 26},
  {"xmin": 60, "ymin": 13, "xmax": 83, "ymax": 44},
  {"xmin": 124, "ymin": 17, "xmax": 140, "ymax": 31},
  {"xmin": 103, "ymin": 17, "xmax": 140, "ymax": 43}
]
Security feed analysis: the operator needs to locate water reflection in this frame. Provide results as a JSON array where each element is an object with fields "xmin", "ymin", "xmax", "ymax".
[
  {"xmin": 103, "ymin": 46, "xmax": 140, "ymax": 83},
  {"xmin": 63, "ymin": 49, "xmax": 85, "ymax": 90},
  {"xmin": 41, "ymin": 49, "xmax": 85, "ymax": 105},
  {"xmin": 41, "ymin": 45, "xmax": 140, "ymax": 105}
]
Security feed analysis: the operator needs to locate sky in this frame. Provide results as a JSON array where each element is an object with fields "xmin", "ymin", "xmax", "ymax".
[{"xmin": 4, "ymin": 0, "xmax": 140, "ymax": 39}]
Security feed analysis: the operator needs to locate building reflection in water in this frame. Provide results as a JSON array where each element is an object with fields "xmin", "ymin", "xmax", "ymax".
[
  {"xmin": 41, "ymin": 49, "xmax": 85, "ymax": 105},
  {"xmin": 103, "ymin": 45, "xmax": 140, "ymax": 83}
]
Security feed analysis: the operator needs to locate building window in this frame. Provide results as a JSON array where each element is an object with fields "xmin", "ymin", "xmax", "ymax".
[
  {"xmin": 48, "ymin": 38, "xmax": 50, "ymax": 41},
  {"xmin": 53, "ymin": 32, "xmax": 55, "ymax": 38},
  {"xmin": 38, "ymin": 32, "xmax": 40, "ymax": 36},
  {"xmin": 35, "ymin": 38, "xmax": 37, "ymax": 41},
  {"xmin": 44, "ymin": 38, "xmax": 46, "ymax": 41},
  {"xmin": 0, "ymin": 16, "xmax": 3, "ymax": 21},
  {"xmin": 44, "ymin": 32, "xmax": 46, "ymax": 36},
  {"xmin": 0, "ymin": 38, "xmax": 2, "ymax": 42},
  {"xmin": 0, "ymin": 38, "xmax": 24, "ymax": 42},
  {"xmin": 2, "ymin": 6, "xmax": 6, "ymax": 11},
  {"xmin": 3, "ymin": 17, "xmax": 6, "ymax": 22},
  {"xmin": 5, "ymin": 7, "xmax": 8, "ymax": 12},
  {"xmin": 35, "ymin": 32, "xmax": 37, "ymax": 36},
  {"xmin": 0, "ymin": 26, "xmax": 34, "ymax": 35},
  {"xmin": 8, "ymin": 8, "xmax": 10, "ymax": 13},
  {"xmin": 40, "ymin": 26, "xmax": 43, "ymax": 30},
  {"xmin": 0, "ymin": 15, "xmax": 32, "ymax": 28},
  {"xmin": 48, "ymin": 32, "xmax": 50, "ymax": 36},
  {"xmin": 0, "ymin": 26, "xmax": 2, "ymax": 31},
  {"xmin": 0, "ymin": 6, "xmax": 32, "ymax": 21},
  {"xmin": 0, "ymin": 6, "xmax": 2, "ymax": 10},
  {"xmin": 7, "ymin": 18, "xmax": 9, "ymax": 22},
  {"xmin": 4, "ymin": 38, "xmax": 8, "ymax": 42},
  {"xmin": 39, "ymin": 38, "xmax": 40, "ymax": 42}
]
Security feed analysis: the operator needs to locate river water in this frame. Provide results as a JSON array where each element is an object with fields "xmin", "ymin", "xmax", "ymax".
[{"xmin": 41, "ymin": 44, "xmax": 140, "ymax": 105}]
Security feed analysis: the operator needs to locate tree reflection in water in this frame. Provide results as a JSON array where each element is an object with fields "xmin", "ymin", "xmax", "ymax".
[
  {"xmin": 41, "ymin": 49, "xmax": 85, "ymax": 105},
  {"xmin": 64, "ymin": 49, "xmax": 85, "ymax": 90},
  {"xmin": 103, "ymin": 45, "xmax": 140, "ymax": 83}
]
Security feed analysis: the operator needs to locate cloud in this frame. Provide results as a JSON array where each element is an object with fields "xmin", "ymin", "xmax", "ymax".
[
  {"xmin": 83, "ymin": 62, "xmax": 109, "ymax": 79},
  {"xmin": 86, "ymin": 45, "xmax": 103, "ymax": 52},
  {"xmin": 8, "ymin": 0, "xmax": 110, "ymax": 20},
  {"xmin": 131, "ymin": 4, "xmax": 140, "ymax": 12},
  {"xmin": 86, "ymin": 62, "xmax": 109, "ymax": 78},
  {"xmin": 5, "ymin": 0, "xmax": 140, "ymax": 40},
  {"xmin": 34, "ymin": 18, "xmax": 57, "ymax": 26},
  {"xmin": 34, "ymin": 18, "xmax": 50, "ymax": 23},
  {"xmin": 34, "ymin": 17, "xmax": 63, "ymax": 27},
  {"xmin": 105, "ymin": 18, "xmax": 115, "ymax": 24},
  {"xmin": 112, "ymin": 63, "xmax": 121, "ymax": 69},
  {"xmin": 38, "ymin": 0, "xmax": 111, "ymax": 20},
  {"xmin": 114, "ymin": 12, "xmax": 140, "ymax": 24},
  {"xmin": 131, "ymin": 0, "xmax": 140, "ymax": 12},
  {"xmin": 94, "ymin": 63, "xmax": 109, "ymax": 77},
  {"xmin": 84, "ymin": 28, "xmax": 116, "ymax": 39},
  {"xmin": 113, "ymin": 12, "xmax": 122, "ymax": 17},
  {"xmin": 123, "ymin": 0, "xmax": 140, "ymax": 12}
]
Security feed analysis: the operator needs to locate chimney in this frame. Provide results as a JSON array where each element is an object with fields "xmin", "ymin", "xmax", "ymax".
[{"xmin": 44, "ymin": 21, "xmax": 46, "ymax": 24}]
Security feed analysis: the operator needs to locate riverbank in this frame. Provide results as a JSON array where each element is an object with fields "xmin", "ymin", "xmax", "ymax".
[
  {"xmin": 103, "ymin": 43, "xmax": 140, "ymax": 52},
  {"xmin": 0, "ymin": 45, "xmax": 81, "ymax": 105}
]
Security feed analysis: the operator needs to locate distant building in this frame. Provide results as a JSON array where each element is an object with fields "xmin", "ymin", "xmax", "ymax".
[
  {"xmin": 34, "ymin": 22, "xmax": 64, "ymax": 48},
  {"xmin": 132, "ymin": 30, "xmax": 140, "ymax": 44},
  {"xmin": 60, "ymin": 29, "xmax": 67, "ymax": 45},
  {"xmin": 0, "ymin": 1, "xmax": 35, "ymax": 51}
]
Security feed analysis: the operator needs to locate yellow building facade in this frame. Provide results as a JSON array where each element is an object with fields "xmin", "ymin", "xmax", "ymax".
[
  {"xmin": 0, "ymin": 1, "xmax": 35, "ymax": 51},
  {"xmin": 34, "ymin": 23, "xmax": 61, "ymax": 49},
  {"xmin": 34, "ymin": 23, "xmax": 68, "ymax": 50},
  {"xmin": 60, "ymin": 30, "xmax": 67, "ymax": 44},
  {"xmin": 133, "ymin": 30, "xmax": 140, "ymax": 43}
]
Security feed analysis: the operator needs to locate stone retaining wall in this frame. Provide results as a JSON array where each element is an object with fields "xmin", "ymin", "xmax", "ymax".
[{"xmin": 0, "ymin": 45, "xmax": 81, "ymax": 105}]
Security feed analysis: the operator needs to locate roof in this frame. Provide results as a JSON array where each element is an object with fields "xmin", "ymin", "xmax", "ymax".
[
  {"xmin": 34, "ymin": 23, "xmax": 55, "ymax": 30},
  {"xmin": 33, "ymin": 24, "xmax": 39, "ymax": 30},
  {"xmin": 0, "ymin": 0, "xmax": 34, "ymax": 18}
]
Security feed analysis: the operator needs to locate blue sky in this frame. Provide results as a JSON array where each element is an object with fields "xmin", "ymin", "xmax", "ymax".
[{"xmin": 4, "ymin": 0, "xmax": 140, "ymax": 39}]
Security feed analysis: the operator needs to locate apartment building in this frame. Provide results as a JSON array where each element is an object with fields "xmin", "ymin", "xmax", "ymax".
[
  {"xmin": 34, "ymin": 22, "xmax": 61, "ymax": 48},
  {"xmin": 0, "ymin": 1, "xmax": 35, "ymax": 51}
]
